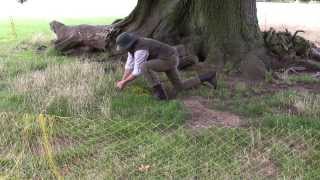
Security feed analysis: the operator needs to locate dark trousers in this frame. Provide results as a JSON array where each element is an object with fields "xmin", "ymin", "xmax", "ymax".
[{"xmin": 141, "ymin": 55, "xmax": 201, "ymax": 91}]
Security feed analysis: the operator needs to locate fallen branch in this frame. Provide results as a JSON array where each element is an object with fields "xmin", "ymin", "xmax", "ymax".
[
  {"xmin": 50, "ymin": 20, "xmax": 118, "ymax": 55},
  {"xmin": 295, "ymin": 59, "xmax": 320, "ymax": 71},
  {"xmin": 310, "ymin": 48, "xmax": 320, "ymax": 61},
  {"xmin": 291, "ymin": 30, "xmax": 305, "ymax": 48}
]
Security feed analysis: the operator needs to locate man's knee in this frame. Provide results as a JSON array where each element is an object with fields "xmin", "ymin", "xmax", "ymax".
[{"xmin": 140, "ymin": 62, "xmax": 149, "ymax": 74}]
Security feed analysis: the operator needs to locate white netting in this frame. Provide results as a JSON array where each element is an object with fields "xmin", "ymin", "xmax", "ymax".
[{"xmin": 1, "ymin": 60, "xmax": 320, "ymax": 179}]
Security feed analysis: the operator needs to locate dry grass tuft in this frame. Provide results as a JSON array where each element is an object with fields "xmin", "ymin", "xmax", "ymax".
[
  {"xmin": 0, "ymin": 64, "xmax": 5, "ymax": 77},
  {"xmin": 279, "ymin": 91, "xmax": 320, "ymax": 117},
  {"xmin": 13, "ymin": 61, "xmax": 114, "ymax": 115},
  {"xmin": 240, "ymin": 149, "xmax": 279, "ymax": 178},
  {"xmin": 291, "ymin": 93, "xmax": 320, "ymax": 117}
]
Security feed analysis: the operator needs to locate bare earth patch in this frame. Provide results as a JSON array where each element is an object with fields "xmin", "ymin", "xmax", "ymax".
[
  {"xmin": 31, "ymin": 136, "xmax": 75, "ymax": 156},
  {"xmin": 240, "ymin": 150, "xmax": 279, "ymax": 178},
  {"xmin": 183, "ymin": 96, "xmax": 243, "ymax": 129}
]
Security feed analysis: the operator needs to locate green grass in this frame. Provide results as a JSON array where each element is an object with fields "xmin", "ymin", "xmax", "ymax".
[
  {"xmin": 287, "ymin": 74, "xmax": 320, "ymax": 84},
  {"xmin": 0, "ymin": 18, "xmax": 116, "ymax": 41},
  {"xmin": 1, "ymin": 18, "xmax": 320, "ymax": 179}
]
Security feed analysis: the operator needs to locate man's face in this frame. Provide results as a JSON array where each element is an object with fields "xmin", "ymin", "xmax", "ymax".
[
  {"xmin": 116, "ymin": 45, "xmax": 122, "ymax": 52},
  {"xmin": 116, "ymin": 45, "xmax": 128, "ymax": 54}
]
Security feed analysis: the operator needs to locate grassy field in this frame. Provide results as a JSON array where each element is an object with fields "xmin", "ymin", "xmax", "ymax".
[{"xmin": 1, "ymin": 18, "xmax": 320, "ymax": 179}]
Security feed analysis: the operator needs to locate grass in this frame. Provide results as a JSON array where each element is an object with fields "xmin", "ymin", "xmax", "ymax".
[
  {"xmin": 1, "ymin": 18, "xmax": 320, "ymax": 179},
  {"xmin": 287, "ymin": 73, "xmax": 320, "ymax": 84}
]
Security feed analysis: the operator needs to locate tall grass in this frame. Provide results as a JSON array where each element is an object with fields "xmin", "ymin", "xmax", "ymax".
[
  {"xmin": 13, "ymin": 61, "xmax": 117, "ymax": 116},
  {"xmin": 278, "ymin": 91, "xmax": 320, "ymax": 117}
]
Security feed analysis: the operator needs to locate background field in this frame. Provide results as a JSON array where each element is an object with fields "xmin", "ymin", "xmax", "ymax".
[{"xmin": 1, "ymin": 9, "xmax": 320, "ymax": 180}]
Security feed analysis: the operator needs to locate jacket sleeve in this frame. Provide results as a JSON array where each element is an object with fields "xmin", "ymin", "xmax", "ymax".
[
  {"xmin": 132, "ymin": 50, "xmax": 149, "ymax": 76},
  {"xmin": 125, "ymin": 52, "xmax": 134, "ymax": 70}
]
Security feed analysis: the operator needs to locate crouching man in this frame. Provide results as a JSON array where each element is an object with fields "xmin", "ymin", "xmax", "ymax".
[{"xmin": 116, "ymin": 32, "xmax": 217, "ymax": 100}]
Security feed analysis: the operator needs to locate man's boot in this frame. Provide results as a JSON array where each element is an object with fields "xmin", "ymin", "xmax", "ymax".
[
  {"xmin": 199, "ymin": 71, "xmax": 218, "ymax": 89},
  {"xmin": 153, "ymin": 84, "xmax": 168, "ymax": 100}
]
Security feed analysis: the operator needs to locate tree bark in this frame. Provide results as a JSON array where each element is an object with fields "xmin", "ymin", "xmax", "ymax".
[
  {"xmin": 50, "ymin": 20, "xmax": 116, "ymax": 55},
  {"xmin": 114, "ymin": 0, "xmax": 267, "ymax": 78}
]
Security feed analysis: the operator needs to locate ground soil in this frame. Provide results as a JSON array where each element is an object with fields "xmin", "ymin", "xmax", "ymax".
[
  {"xmin": 240, "ymin": 149, "xmax": 279, "ymax": 178},
  {"xmin": 31, "ymin": 136, "xmax": 75, "ymax": 156},
  {"xmin": 183, "ymin": 96, "xmax": 244, "ymax": 129},
  {"xmin": 183, "ymin": 74, "xmax": 320, "ymax": 130}
]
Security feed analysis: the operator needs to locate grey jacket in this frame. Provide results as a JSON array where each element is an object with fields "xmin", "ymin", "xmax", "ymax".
[{"xmin": 131, "ymin": 38, "xmax": 177, "ymax": 61}]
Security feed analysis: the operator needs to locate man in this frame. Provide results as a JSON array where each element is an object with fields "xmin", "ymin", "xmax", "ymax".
[{"xmin": 116, "ymin": 32, "xmax": 217, "ymax": 100}]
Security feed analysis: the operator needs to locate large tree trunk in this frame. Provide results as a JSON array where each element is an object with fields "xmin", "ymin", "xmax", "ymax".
[
  {"xmin": 113, "ymin": 0, "xmax": 267, "ymax": 79},
  {"xmin": 52, "ymin": 0, "xmax": 268, "ymax": 79},
  {"xmin": 119, "ymin": 0, "xmax": 261, "ymax": 54}
]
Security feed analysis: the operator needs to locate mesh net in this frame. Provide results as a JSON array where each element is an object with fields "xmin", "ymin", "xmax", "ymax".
[
  {"xmin": 1, "ymin": 109, "xmax": 320, "ymax": 179},
  {"xmin": 1, "ymin": 55, "xmax": 320, "ymax": 179}
]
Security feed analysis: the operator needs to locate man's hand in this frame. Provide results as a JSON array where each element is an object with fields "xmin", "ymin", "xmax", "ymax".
[
  {"xmin": 116, "ymin": 74, "xmax": 137, "ymax": 90},
  {"xmin": 116, "ymin": 80, "xmax": 126, "ymax": 90}
]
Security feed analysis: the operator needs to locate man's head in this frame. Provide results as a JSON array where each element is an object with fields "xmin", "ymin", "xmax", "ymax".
[{"xmin": 116, "ymin": 32, "xmax": 138, "ymax": 51}]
